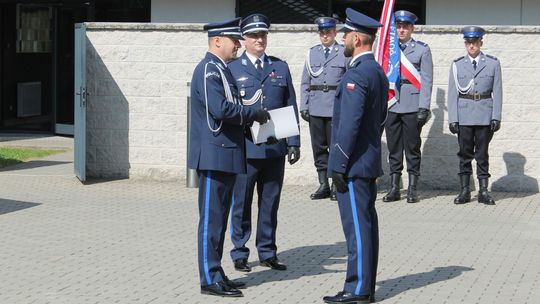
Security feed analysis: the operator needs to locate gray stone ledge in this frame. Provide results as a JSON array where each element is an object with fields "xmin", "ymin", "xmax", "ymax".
[{"xmin": 85, "ymin": 22, "xmax": 540, "ymax": 34}]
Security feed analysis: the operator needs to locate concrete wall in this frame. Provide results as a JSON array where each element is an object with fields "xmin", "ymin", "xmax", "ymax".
[
  {"xmin": 426, "ymin": 0, "xmax": 540, "ymax": 25},
  {"xmin": 151, "ymin": 0, "xmax": 235, "ymax": 23},
  {"xmin": 84, "ymin": 23, "xmax": 540, "ymax": 192}
]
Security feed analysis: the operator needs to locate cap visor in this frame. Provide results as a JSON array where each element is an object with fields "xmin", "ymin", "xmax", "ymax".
[
  {"xmin": 338, "ymin": 26, "xmax": 353, "ymax": 33},
  {"xmin": 243, "ymin": 28, "xmax": 269, "ymax": 34},
  {"xmin": 225, "ymin": 34, "xmax": 244, "ymax": 40}
]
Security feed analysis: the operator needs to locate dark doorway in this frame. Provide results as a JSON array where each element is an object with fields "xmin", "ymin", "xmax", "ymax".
[
  {"xmin": 54, "ymin": 3, "xmax": 91, "ymax": 133},
  {"xmin": 0, "ymin": 0, "xmax": 150, "ymax": 133},
  {"xmin": 1, "ymin": 3, "xmax": 53, "ymax": 131}
]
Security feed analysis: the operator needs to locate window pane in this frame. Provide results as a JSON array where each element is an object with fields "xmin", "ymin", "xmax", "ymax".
[{"xmin": 16, "ymin": 5, "xmax": 52, "ymax": 53}]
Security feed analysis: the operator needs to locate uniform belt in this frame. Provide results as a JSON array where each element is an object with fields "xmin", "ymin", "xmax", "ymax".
[
  {"xmin": 309, "ymin": 85, "xmax": 338, "ymax": 92},
  {"xmin": 459, "ymin": 92, "xmax": 492, "ymax": 101}
]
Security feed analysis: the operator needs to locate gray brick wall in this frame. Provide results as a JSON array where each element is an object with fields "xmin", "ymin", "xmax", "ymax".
[{"xmin": 84, "ymin": 23, "xmax": 540, "ymax": 192}]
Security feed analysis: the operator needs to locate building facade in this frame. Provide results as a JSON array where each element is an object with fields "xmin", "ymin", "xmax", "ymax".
[
  {"xmin": 3, "ymin": 0, "xmax": 539, "ymax": 134},
  {"xmin": 81, "ymin": 23, "xmax": 540, "ymax": 192}
]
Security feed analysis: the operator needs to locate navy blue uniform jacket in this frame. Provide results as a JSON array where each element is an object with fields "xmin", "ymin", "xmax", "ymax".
[
  {"xmin": 229, "ymin": 52, "xmax": 300, "ymax": 159},
  {"xmin": 329, "ymin": 53, "xmax": 389, "ymax": 178},
  {"xmin": 188, "ymin": 52, "xmax": 258, "ymax": 174}
]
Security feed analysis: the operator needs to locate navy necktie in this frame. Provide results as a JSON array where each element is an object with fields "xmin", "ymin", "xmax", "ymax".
[
  {"xmin": 255, "ymin": 59, "xmax": 262, "ymax": 76},
  {"xmin": 472, "ymin": 59, "xmax": 477, "ymax": 70},
  {"xmin": 324, "ymin": 48, "xmax": 330, "ymax": 59},
  {"xmin": 256, "ymin": 59, "xmax": 263, "ymax": 74}
]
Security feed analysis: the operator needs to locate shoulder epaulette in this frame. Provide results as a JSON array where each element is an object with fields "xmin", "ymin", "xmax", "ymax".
[
  {"xmin": 415, "ymin": 40, "xmax": 428, "ymax": 47},
  {"xmin": 486, "ymin": 54, "xmax": 498, "ymax": 61},
  {"xmin": 268, "ymin": 55, "xmax": 283, "ymax": 62},
  {"xmin": 454, "ymin": 56, "xmax": 465, "ymax": 62}
]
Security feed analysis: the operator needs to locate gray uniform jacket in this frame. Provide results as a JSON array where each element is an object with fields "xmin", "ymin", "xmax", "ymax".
[
  {"xmin": 300, "ymin": 43, "xmax": 348, "ymax": 117},
  {"xmin": 447, "ymin": 52, "xmax": 503, "ymax": 126},
  {"xmin": 391, "ymin": 39, "xmax": 433, "ymax": 114}
]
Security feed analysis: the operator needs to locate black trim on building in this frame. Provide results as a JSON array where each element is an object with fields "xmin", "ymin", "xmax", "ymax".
[{"xmin": 236, "ymin": 0, "xmax": 426, "ymax": 25}]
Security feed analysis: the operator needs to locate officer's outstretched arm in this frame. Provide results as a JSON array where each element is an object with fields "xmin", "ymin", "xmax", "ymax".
[{"xmin": 203, "ymin": 68, "xmax": 255, "ymax": 125}]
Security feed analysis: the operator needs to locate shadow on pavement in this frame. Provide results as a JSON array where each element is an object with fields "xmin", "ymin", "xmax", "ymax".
[
  {"xmin": 375, "ymin": 265, "xmax": 474, "ymax": 301},
  {"xmin": 0, "ymin": 199, "xmax": 41, "ymax": 215},
  {"xmin": 492, "ymin": 152, "xmax": 539, "ymax": 195},
  {"xmin": 0, "ymin": 160, "xmax": 71, "ymax": 172},
  {"xmin": 241, "ymin": 242, "xmax": 347, "ymax": 286},
  {"xmin": 82, "ymin": 177, "xmax": 130, "ymax": 185}
]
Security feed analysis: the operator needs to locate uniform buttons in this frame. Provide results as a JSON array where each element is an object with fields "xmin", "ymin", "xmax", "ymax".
[
  {"xmin": 221, "ymin": 144, "xmax": 225, "ymax": 147},
  {"xmin": 262, "ymin": 84, "xmax": 265, "ymax": 87}
]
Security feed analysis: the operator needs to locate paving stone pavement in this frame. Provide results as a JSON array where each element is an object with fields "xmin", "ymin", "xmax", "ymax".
[{"xmin": 1, "ymin": 136, "xmax": 539, "ymax": 304}]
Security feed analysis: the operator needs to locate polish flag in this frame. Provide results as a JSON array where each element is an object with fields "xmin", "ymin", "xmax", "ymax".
[{"xmin": 375, "ymin": 0, "xmax": 422, "ymax": 108}]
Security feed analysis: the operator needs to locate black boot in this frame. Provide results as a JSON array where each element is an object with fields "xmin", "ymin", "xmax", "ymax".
[
  {"xmin": 330, "ymin": 183, "xmax": 337, "ymax": 201},
  {"xmin": 478, "ymin": 178, "xmax": 495, "ymax": 205},
  {"xmin": 407, "ymin": 174, "xmax": 419, "ymax": 203},
  {"xmin": 454, "ymin": 175, "xmax": 471, "ymax": 204},
  {"xmin": 311, "ymin": 171, "xmax": 331, "ymax": 200},
  {"xmin": 382, "ymin": 174, "xmax": 401, "ymax": 202}
]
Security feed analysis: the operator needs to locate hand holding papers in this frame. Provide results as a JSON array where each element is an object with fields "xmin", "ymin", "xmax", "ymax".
[{"xmin": 250, "ymin": 106, "xmax": 300, "ymax": 144}]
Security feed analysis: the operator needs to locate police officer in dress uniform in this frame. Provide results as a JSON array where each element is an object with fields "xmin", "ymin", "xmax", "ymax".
[
  {"xmin": 447, "ymin": 26, "xmax": 502, "ymax": 205},
  {"xmin": 323, "ymin": 8, "xmax": 388, "ymax": 304},
  {"xmin": 382, "ymin": 10, "xmax": 433, "ymax": 204},
  {"xmin": 300, "ymin": 17, "xmax": 348, "ymax": 201},
  {"xmin": 188, "ymin": 18, "xmax": 271, "ymax": 298},
  {"xmin": 228, "ymin": 14, "xmax": 301, "ymax": 273}
]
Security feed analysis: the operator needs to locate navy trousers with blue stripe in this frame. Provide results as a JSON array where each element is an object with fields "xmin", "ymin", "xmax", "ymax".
[
  {"xmin": 337, "ymin": 177, "xmax": 379, "ymax": 296},
  {"xmin": 230, "ymin": 157, "xmax": 285, "ymax": 262},
  {"xmin": 197, "ymin": 170, "xmax": 236, "ymax": 286}
]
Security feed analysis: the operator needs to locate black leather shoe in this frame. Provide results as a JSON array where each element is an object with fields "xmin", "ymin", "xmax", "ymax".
[
  {"xmin": 234, "ymin": 259, "xmax": 251, "ymax": 272},
  {"xmin": 330, "ymin": 183, "xmax": 337, "ymax": 201},
  {"xmin": 201, "ymin": 281, "xmax": 243, "ymax": 297},
  {"xmin": 260, "ymin": 257, "xmax": 287, "ymax": 271},
  {"xmin": 454, "ymin": 175, "xmax": 471, "ymax": 204},
  {"xmin": 311, "ymin": 171, "xmax": 331, "ymax": 200},
  {"xmin": 323, "ymin": 291, "xmax": 372, "ymax": 303},
  {"xmin": 406, "ymin": 174, "xmax": 419, "ymax": 203},
  {"xmin": 382, "ymin": 174, "xmax": 401, "ymax": 202},
  {"xmin": 478, "ymin": 178, "xmax": 495, "ymax": 205},
  {"xmin": 223, "ymin": 276, "xmax": 246, "ymax": 289}
]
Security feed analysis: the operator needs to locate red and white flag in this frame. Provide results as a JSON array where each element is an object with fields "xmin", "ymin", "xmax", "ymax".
[{"xmin": 375, "ymin": 0, "xmax": 421, "ymax": 107}]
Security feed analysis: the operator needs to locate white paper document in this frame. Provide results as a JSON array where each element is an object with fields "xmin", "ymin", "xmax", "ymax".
[{"xmin": 250, "ymin": 106, "xmax": 299, "ymax": 144}]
